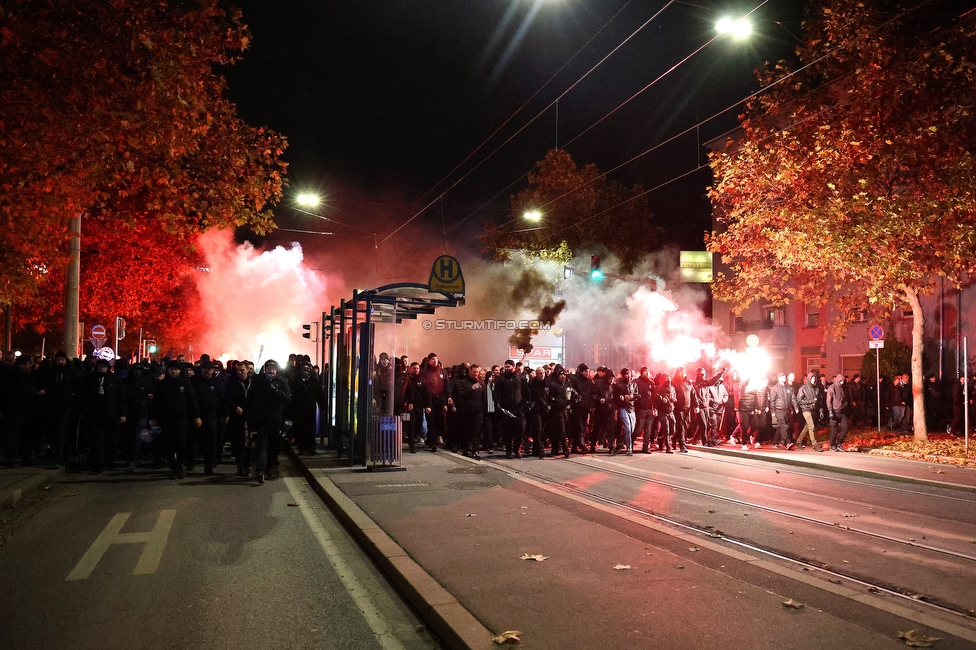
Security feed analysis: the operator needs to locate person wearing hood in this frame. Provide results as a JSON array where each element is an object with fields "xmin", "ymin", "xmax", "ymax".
[
  {"xmin": 611, "ymin": 368, "xmax": 638, "ymax": 456},
  {"xmin": 190, "ymin": 360, "xmax": 225, "ymax": 475},
  {"xmin": 289, "ymin": 361, "xmax": 326, "ymax": 456},
  {"xmin": 495, "ymin": 360, "xmax": 525, "ymax": 459},
  {"xmin": 420, "ymin": 353, "xmax": 452, "ymax": 449},
  {"xmin": 250, "ymin": 359, "xmax": 292, "ymax": 481},
  {"xmin": 826, "ymin": 373, "xmax": 850, "ymax": 452},
  {"xmin": 123, "ymin": 363, "xmax": 155, "ymax": 472}
]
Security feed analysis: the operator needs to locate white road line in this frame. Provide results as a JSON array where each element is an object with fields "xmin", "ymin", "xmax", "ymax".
[
  {"xmin": 283, "ymin": 477, "xmax": 407, "ymax": 650},
  {"xmin": 66, "ymin": 510, "xmax": 176, "ymax": 581}
]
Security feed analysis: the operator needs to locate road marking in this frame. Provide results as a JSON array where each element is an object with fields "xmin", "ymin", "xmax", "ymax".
[
  {"xmin": 283, "ymin": 477, "xmax": 406, "ymax": 650},
  {"xmin": 65, "ymin": 510, "xmax": 176, "ymax": 581}
]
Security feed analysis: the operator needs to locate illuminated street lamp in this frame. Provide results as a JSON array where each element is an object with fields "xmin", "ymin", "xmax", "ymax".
[
  {"xmin": 523, "ymin": 209, "xmax": 542, "ymax": 222},
  {"xmin": 716, "ymin": 16, "xmax": 751, "ymax": 39},
  {"xmin": 296, "ymin": 192, "xmax": 322, "ymax": 207}
]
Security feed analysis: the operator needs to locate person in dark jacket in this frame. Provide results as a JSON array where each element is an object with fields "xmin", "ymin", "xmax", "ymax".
[
  {"xmin": 191, "ymin": 361, "xmax": 225, "ymax": 475},
  {"xmin": 672, "ymin": 367, "xmax": 693, "ymax": 450},
  {"xmin": 653, "ymin": 372, "xmax": 681, "ymax": 453},
  {"xmin": 738, "ymin": 376, "xmax": 769, "ymax": 450},
  {"xmin": 457, "ymin": 364, "xmax": 486, "ymax": 459},
  {"xmin": 420, "ymin": 353, "xmax": 453, "ymax": 449},
  {"xmin": 526, "ymin": 368, "xmax": 551, "ymax": 458},
  {"xmin": 495, "ymin": 360, "xmax": 525, "ymax": 458},
  {"xmin": 568, "ymin": 364, "xmax": 594, "ymax": 455},
  {"xmin": 249, "ymin": 359, "xmax": 291, "ymax": 482},
  {"xmin": 794, "ymin": 372, "xmax": 822, "ymax": 450},
  {"xmin": 289, "ymin": 361, "xmax": 326, "ymax": 455},
  {"xmin": 39, "ymin": 350, "xmax": 79, "ymax": 468},
  {"xmin": 82, "ymin": 358, "xmax": 128, "ymax": 473},
  {"xmin": 611, "ymin": 368, "xmax": 638, "ymax": 456},
  {"xmin": 150, "ymin": 360, "xmax": 199, "ymax": 479},
  {"xmin": 123, "ymin": 363, "xmax": 154, "ymax": 472},
  {"xmin": 590, "ymin": 367, "xmax": 614, "ymax": 453},
  {"xmin": 768, "ymin": 373, "xmax": 795, "ymax": 449},
  {"xmin": 691, "ymin": 366, "xmax": 725, "ymax": 446},
  {"xmin": 403, "ymin": 362, "xmax": 430, "ymax": 453},
  {"xmin": 546, "ymin": 368, "xmax": 572, "ymax": 458},
  {"xmin": 1, "ymin": 355, "xmax": 40, "ymax": 467},
  {"xmin": 634, "ymin": 367, "xmax": 655, "ymax": 453},
  {"xmin": 225, "ymin": 361, "xmax": 253, "ymax": 476},
  {"xmin": 827, "ymin": 373, "xmax": 850, "ymax": 451}
]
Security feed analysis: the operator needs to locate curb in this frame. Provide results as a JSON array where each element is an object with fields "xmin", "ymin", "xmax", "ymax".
[
  {"xmin": 285, "ymin": 445, "xmax": 495, "ymax": 650},
  {"xmin": 689, "ymin": 443, "xmax": 976, "ymax": 494},
  {"xmin": 0, "ymin": 465, "xmax": 67, "ymax": 509}
]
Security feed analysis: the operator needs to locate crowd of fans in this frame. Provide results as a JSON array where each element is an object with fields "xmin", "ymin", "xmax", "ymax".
[
  {"xmin": 383, "ymin": 354, "xmax": 974, "ymax": 460},
  {"xmin": 0, "ymin": 350, "xmax": 324, "ymax": 484},
  {"xmin": 1, "ymin": 347, "xmax": 971, "ymax": 477}
]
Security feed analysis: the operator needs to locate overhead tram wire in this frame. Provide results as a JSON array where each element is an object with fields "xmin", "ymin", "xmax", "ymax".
[
  {"xmin": 413, "ymin": 0, "xmax": 637, "ymax": 207},
  {"xmin": 290, "ymin": 206, "xmax": 374, "ymax": 235},
  {"xmin": 378, "ymin": 0, "xmax": 679, "ymax": 246},
  {"xmin": 526, "ymin": 0, "xmax": 939, "ymax": 231}
]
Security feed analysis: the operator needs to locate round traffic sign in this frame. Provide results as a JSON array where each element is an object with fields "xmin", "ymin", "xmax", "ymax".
[
  {"xmin": 91, "ymin": 324, "xmax": 107, "ymax": 339},
  {"xmin": 869, "ymin": 325, "xmax": 884, "ymax": 341}
]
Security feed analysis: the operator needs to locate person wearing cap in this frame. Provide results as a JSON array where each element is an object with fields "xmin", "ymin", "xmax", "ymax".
[
  {"xmin": 191, "ymin": 360, "xmax": 225, "ymax": 475},
  {"xmin": 80, "ymin": 358, "xmax": 128, "ymax": 473},
  {"xmin": 149, "ymin": 360, "xmax": 200, "ymax": 479}
]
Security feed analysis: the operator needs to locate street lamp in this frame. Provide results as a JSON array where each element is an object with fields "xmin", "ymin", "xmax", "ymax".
[
  {"xmin": 296, "ymin": 192, "xmax": 322, "ymax": 207},
  {"xmin": 716, "ymin": 17, "xmax": 751, "ymax": 39},
  {"xmin": 523, "ymin": 209, "xmax": 542, "ymax": 222}
]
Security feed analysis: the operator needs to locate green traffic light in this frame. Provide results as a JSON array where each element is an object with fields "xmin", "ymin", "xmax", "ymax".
[{"xmin": 590, "ymin": 269, "xmax": 603, "ymax": 280}]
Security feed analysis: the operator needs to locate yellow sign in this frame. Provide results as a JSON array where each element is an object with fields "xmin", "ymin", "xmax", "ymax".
[
  {"xmin": 680, "ymin": 251, "xmax": 713, "ymax": 283},
  {"xmin": 428, "ymin": 255, "xmax": 465, "ymax": 294}
]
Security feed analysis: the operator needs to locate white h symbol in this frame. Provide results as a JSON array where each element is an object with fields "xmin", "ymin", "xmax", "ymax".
[{"xmin": 66, "ymin": 510, "xmax": 176, "ymax": 581}]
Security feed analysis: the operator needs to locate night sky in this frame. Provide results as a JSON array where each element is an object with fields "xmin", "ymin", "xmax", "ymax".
[{"xmin": 222, "ymin": 0, "xmax": 806, "ymax": 254}]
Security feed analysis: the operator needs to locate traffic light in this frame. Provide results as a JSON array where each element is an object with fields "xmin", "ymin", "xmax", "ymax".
[
  {"xmin": 590, "ymin": 255, "xmax": 603, "ymax": 280},
  {"xmin": 146, "ymin": 340, "xmax": 157, "ymax": 354},
  {"xmin": 302, "ymin": 324, "xmax": 312, "ymax": 339}
]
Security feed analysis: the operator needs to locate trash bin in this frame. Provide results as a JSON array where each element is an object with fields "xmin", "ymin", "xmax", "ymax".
[{"xmin": 368, "ymin": 415, "xmax": 402, "ymax": 468}]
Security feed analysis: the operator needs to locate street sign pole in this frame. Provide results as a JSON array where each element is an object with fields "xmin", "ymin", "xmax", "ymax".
[
  {"xmin": 869, "ymin": 325, "xmax": 885, "ymax": 434},
  {"xmin": 965, "ymin": 336, "xmax": 969, "ymax": 454}
]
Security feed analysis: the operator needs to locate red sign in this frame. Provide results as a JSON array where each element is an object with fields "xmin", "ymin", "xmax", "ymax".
[
  {"xmin": 509, "ymin": 346, "xmax": 561, "ymax": 360},
  {"xmin": 91, "ymin": 324, "xmax": 107, "ymax": 339}
]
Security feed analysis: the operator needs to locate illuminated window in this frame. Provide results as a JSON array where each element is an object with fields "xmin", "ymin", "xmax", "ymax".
[{"xmin": 763, "ymin": 306, "xmax": 785, "ymax": 327}]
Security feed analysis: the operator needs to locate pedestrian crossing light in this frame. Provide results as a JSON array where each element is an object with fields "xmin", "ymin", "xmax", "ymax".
[
  {"xmin": 147, "ymin": 340, "xmax": 157, "ymax": 354},
  {"xmin": 302, "ymin": 323, "xmax": 312, "ymax": 339},
  {"xmin": 590, "ymin": 255, "xmax": 603, "ymax": 280}
]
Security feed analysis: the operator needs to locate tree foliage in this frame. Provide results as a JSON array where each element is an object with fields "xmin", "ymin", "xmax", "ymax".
[
  {"xmin": 483, "ymin": 149, "xmax": 660, "ymax": 270},
  {"xmin": 0, "ymin": 0, "xmax": 287, "ymax": 341},
  {"xmin": 707, "ymin": 0, "xmax": 976, "ymax": 439}
]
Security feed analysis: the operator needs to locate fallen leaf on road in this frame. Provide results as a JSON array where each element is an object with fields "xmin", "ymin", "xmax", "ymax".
[
  {"xmin": 492, "ymin": 631, "xmax": 521, "ymax": 645},
  {"xmin": 39, "ymin": 485, "xmax": 52, "ymax": 491},
  {"xmin": 868, "ymin": 587, "xmax": 880, "ymax": 594},
  {"xmin": 933, "ymin": 469, "xmax": 946, "ymax": 474},
  {"xmin": 706, "ymin": 509, "xmax": 715, "ymax": 513},
  {"xmin": 676, "ymin": 565, "xmax": 684, "ymax": 569},
  {"xmin": 707, "ymin": 533, "xmax": 722, "ymax": 538},
  {"xmin": 287, "ymin": 503, "xmax": 299, "ymax": 507},
  {"xmin": 415, "ymin": 625, "xmax": 426, "ymax": 633},
  {"xmin": 843, "ymin": 560, "xmax": 850, "ymax": 563},
  {"xmin": 689, "ymin": 547, "xmax": 700, "ymax": 552},
  {"xmin": 520, "ymin": 554, "xmax": 548, "ymax": 562},
  {"xmin": 519, "ymin": 506, "xmax": 528, "ymax": 509},
  {"xmin": 842, "ymin": 513, "xmax": 858, "ymax": 518},
  {"xmin": 613, "ymin": 564, "xmax": 631, "ymax": 570},
  {"xmin": 897, "ymin": 629, "xmax": 941, "ymax": 647},
  {"xmin": 466, "ymin": 514, "xmax": 476, "ymax": 517},
  {"xmin": 783, "ymin": 599, "xmax": 805, "ymax": 609}
]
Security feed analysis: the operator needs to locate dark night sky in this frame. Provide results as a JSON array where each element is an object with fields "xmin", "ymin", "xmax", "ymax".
[{"xmin": 222, "ymin": 0, "xmax": 807, "ymax": 253}]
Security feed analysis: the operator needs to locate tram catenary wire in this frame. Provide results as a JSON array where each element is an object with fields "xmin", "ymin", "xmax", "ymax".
[{"xmin": 479, "ymin": 456, "xmax": 976, "ymax": 621}]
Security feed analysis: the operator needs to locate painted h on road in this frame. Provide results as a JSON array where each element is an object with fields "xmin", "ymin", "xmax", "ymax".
[{"xmin": 65, "ymin": 510, "xmax": 176, "ymax": 581}]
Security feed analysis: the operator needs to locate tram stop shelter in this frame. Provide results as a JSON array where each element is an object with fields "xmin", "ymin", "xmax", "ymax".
[{"xmin": 321, "ymin": 259, "xmax": 464, "ymax": 469}]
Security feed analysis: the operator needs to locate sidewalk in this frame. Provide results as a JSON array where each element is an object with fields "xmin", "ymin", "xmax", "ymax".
[
  {"xmin": 292, "ymin": 443, "xmax": 976, "ymax": 650},
  {"xmin": 0, "ymin": 463, "xmax": 68, "ymax": 509}
]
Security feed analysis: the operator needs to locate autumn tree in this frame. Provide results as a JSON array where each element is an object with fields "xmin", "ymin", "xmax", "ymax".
[
  {"xmin": 707, "ymin": 0, "xmax": 976, "ymax": 441},
  {"xmin": 483, "ymin": 149, "xmax": 660, "ymax": 271},
  {"xmin": 0, "ymin": 0, "xmax": 287, "ymax": 345}
]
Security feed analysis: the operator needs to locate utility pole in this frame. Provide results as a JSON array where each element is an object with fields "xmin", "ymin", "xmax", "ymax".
[{"xmin": 63, "ymin": 215, "xmax": 81, "ymax": 357}]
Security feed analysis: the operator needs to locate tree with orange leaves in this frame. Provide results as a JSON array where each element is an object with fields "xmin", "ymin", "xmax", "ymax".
[
  {"xmin": 0, "ymin": 0, "xmax": 286, "ymax": 345},
  {"xmin": 707, "ymin": 0, "xmax": 976, "ymax": 441}
]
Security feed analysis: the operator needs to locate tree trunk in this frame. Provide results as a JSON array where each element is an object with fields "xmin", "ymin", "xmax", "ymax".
[{"xmin": 904, "ymin": 286, "xmax": 928, "ymax": 441}]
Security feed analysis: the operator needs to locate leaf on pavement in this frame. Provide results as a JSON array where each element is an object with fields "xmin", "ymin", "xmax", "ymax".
[
  {"xmin": 783, "ymin": 599, "xmax": 805, "ymax": 609},
  {"xmin": 287, "ymin": 503, "xmax": 299, "ymax": 507},
  {"xmin": 689, "ymin": 547, "xmax": 700, "ymax": 552},
  {"xmin": 466, "ymin": 514, "xmax": 476, "ymax": 517},
  {"xmin": 897, "ymin": 629, "xmax": 941, "ymax": 647},
  {"xmin": 842, "ymin": 513, "xmax": 858, "ymax": 518},
  {"xmin": 613, "ymin": 564, "xmax": 631, "ymax": 570},
  {"xmin": 492, "ymin": 630, "xmax": 522, "ymax": 644},
  {"xmin": 520, "ymin": 554, "xmax": 548, "ymax": 562}
]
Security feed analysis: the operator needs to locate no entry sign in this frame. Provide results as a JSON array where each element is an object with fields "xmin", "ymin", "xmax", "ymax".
[{"xmin": 91, "ymin": 324, "xmax": 107, "ymax": 339}]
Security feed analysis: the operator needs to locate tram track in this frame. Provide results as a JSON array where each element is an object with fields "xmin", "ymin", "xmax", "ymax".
[
  {"xmin": 479, "ymin": 455, "xmax": 976, "ymax": 621},
  {"xmin": 562, "ymin": 456, "xmax": 976, "ymax": 563}
]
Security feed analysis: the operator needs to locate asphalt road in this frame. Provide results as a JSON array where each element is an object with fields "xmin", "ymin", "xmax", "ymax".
[{"xmin": 0, "ymin": 461, "xmax": 440, "ymax": 650}]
